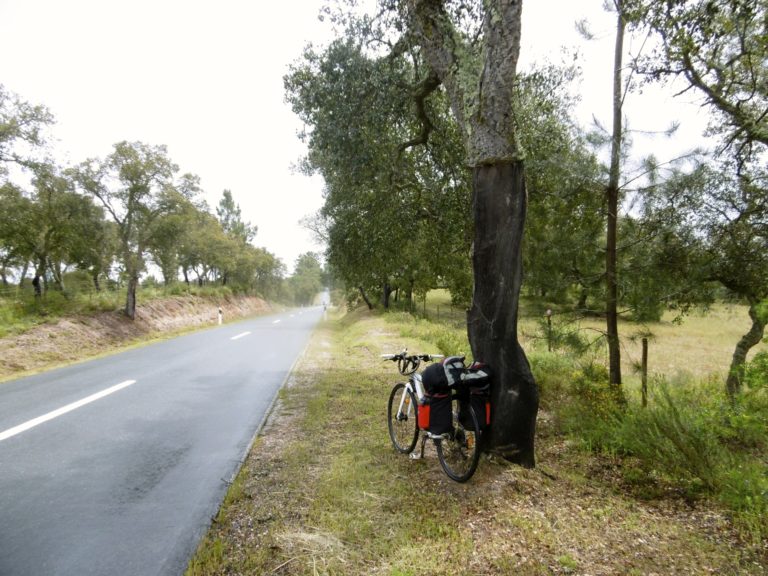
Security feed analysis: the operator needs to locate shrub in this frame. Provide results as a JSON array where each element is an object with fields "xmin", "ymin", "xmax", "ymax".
[
  {"xmin": 558, "ymin": 362, "xmax": 624, "ymax": 451},
  {"xmin": 528, "ymin": 352, "xmax": 574, "ymax": 410},
  {"xmin": 719, "ymin": 461, "xmax": 768, "ymax": 544},
  {"xmin": 613, "ymin": 382, "xmax": 726, "ymax": 493}
]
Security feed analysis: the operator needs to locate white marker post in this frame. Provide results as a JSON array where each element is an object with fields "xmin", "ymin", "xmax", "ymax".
[{"xmin": 218, "ymin": 307, "xmax": 223, "ymax": 325}]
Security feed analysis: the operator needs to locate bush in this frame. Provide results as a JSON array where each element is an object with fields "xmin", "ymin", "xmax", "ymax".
[
  {"xmin": 561, "ymin": 374, "xmax": 767, "ymax": 541},
  {"xmin": 613, "ymin": 382, "xmax": 726, "ymax": 492},
  {"xmin": 557, "ymin": 362, "xmax": 625, "ymax": 451},
  {"xmin": 743, "ymin": 351, "xmax": 768, "ymax": 391},
  {"xmin": 528, "ymin": 352, "xmax": 574, "ymax": 410},
  {"xmin": 719, "ymin": 461, "xmax": 768, "ymax": 544}
]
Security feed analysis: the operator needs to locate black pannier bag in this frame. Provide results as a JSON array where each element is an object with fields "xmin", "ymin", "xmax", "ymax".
[
  {"xmin": 459, "ymin": 385, "xmax": 491, "ymax": 431},
  {"xmin": 427, "ymin": 392, "xmax": 452, "ymax": 435},
  {"xmin": 459, "ymin": 362, "xmax": 492, "ymax": 431}
]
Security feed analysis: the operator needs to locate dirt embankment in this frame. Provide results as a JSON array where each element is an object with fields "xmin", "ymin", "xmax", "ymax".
[{"xmin": 0, "ymin": 295, "xmax": 271, "ymax": 380}]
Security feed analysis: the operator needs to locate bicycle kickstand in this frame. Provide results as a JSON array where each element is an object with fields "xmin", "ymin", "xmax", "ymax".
[{"xmin": 410, "ymin": 433, "xmax": 428, "ymax": 460}]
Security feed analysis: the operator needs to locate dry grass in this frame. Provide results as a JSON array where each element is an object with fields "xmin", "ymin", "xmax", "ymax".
[{"xmin": 517, "ymin": 303, "xmax": 766, "ymax": 384}]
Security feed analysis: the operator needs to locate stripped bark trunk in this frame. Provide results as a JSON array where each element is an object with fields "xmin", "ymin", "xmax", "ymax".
[
  {"xmin": 408, "ymin": 0, "xmax": 537, "ymax": 465},
  {"xmin": 467, "ymin": 162, "xmax": 537, "ymax": 466}
]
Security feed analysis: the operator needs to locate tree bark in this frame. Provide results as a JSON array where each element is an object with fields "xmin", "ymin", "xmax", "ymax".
[
  {"xmin": 606, "ymin": 1, "xmax": 625, "ymax": 395},
  {"xmin": 726, "ymin": 301, "xmax": 766, "ymax": 398},
  {"xmin": 467, "ymin": 162, "xmax": 538, "ymax": 467},
  {"xmin": 382, "ymin": 281, "xmax": 392, "ymax": 309},
  {"xmin": 125, "ymin": 273, "xmax": 138, "ymax": 320}
]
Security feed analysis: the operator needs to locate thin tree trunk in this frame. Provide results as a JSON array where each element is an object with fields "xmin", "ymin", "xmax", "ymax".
[
  {"xmin": 726, "ymin": 301, "xmax": 766, "ymax": 398},
  {"xmin": 19, "ymin": 261, "xmax": 29, "ymax": 287},
  {"xmin": 125, "ymin": 273, "xmax": 138, "ymax": 319},
  {"xmin": 382, "ymin": 281, "xmax": 392, "ymax": 309},
  {"xmin": 359, "ymin": 286, "xmax": 373, "ymax": 310},
  {"xmin": 467, "ymin": 161, "xmax": 538, "ymax": 468},
  {"xmin": 606, "ymin": 1, "xmax": 625, "ymax": 395},
  {"xmin": 52, "ymin": 261, "xmax": 64, "ymax": 292}
]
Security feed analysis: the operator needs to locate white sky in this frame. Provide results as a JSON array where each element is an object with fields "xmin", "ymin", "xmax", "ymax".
[{"xmin": 1, "ymin": 0, "xmax": 710, "ymax": 272}]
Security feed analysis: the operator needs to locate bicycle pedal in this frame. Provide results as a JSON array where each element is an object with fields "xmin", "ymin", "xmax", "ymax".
[{"xmin": 409, "ymin": 452, "xmax": 423, "ymax": 460}]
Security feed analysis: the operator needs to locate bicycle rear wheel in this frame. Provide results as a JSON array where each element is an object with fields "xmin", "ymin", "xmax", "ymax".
[
  {"xmin": 387, "ymin": 383, "xmax": 419, "ymax": 453},
  {"xmin": 435, "ymin": 397, "xmax": 481, "ymax": 482}
]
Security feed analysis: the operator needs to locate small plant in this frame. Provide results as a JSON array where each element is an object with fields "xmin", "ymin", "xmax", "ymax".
[{"xmin": 557, "ymin": 554, "xmax": 579, "ymax": 573}]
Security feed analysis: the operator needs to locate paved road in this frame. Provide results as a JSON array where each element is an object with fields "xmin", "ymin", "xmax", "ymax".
[{"xmin": 0, "ymin": 306, "xmax": 323, "ymax": 576}]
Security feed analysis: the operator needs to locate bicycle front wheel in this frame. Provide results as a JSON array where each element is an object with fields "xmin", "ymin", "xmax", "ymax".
[
  {"xmin": 435, "ymin": 398, "xmax": 481, "ymax": 482},
  {"xmin": 387, "ymin": 383, "xmax": 419, "ymax": 453}
]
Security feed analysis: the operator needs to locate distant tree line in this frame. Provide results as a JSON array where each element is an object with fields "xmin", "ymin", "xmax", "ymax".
[{"xmin": 0, "ymin": 84, "xmax": 323, "ymax": 317}]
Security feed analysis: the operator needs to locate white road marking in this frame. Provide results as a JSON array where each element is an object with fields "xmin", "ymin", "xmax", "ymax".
[
  {"xmin": 272, "ymin": 319, "xmax": 281, "ymax": 324},
  {"xmin": 230, "ymin": 331, "xmax": 251, "ymax": 341},
  {"xmin": 0, "ymin": 380, "xmax": 136, "ymax": 442}
]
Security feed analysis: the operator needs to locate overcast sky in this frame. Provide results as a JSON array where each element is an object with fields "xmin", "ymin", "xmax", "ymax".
[{"xmin": 0, "ymin": 1, "xmax": 709, "ymax": 272}]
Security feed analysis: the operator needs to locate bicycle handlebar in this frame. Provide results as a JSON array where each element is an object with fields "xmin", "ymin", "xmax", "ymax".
[{"xmin": 381, "ymin": 350, "xmax": 444, "ymax": 375}]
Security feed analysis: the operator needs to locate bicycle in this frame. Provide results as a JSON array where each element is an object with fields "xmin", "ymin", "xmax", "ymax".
[{"xmin": 383, "ymin": 350, "xmax": 483, "ymax": 483}]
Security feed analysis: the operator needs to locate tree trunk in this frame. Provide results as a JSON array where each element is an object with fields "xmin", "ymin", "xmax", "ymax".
[
  {"xmin": 359, "ymin": 286, "xmax": 373, "ymax": 310},
  {"xmin": 125, "ymin": 273, "xmax": 138, "ymax": 320},
  {"xmin": 19, "ymin": 261, "xmax": 29, "ymax": 287},
  {"xmin": 52, "ymin": 261, "xmax": 64, "ymax": 293},
  {"xmin": 408, "ymin": 0, "xmax": 535, "ymax": 465},
  {"xmin": 382, "ymin": 281, "xmax": 392, "ymax": 309},
  {"xmin": 606, "ymin": 1, "xmax": 625, "ymax": 395},
  {"xmin": 467, "ymin": 161, "xmax": 538, "ymax": 468},
  {"xmin": 33, "ymin": 258, "xmax": 46, "ymax": 298},
  {"xmin": 726, "ymin": 300, "xmax": 766, "ymax": 398}
]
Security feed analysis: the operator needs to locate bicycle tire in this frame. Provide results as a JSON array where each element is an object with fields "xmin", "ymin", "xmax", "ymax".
[
  {"xmin": 435, "ymin": 397, "xmax": 481, "ymax": 482},
  {"xmin": 387, "ymin": 383, "xmax": 419, "ymax": 453}
]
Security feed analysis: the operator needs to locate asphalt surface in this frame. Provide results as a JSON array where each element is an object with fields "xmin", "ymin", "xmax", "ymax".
[{"xmin": 0, "ymin": 305, "xmax": 324, "ymax": 576}]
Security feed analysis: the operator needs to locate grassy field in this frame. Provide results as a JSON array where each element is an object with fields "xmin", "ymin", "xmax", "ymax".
[
  {"xmin": 186, "ymin": 304, "xmax": 767, "ymax": 576},
  {"xmin": 411, "ymin": 289, "xmax": 766, "ymax": 380}
]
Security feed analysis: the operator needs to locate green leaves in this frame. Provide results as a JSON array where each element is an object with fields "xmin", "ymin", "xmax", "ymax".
[{"xmin": 285, "ymin": 35, "xmax": 473, "ymax": 304}]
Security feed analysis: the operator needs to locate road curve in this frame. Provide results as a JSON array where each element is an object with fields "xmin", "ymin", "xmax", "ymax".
[{"xmin": 0, "ymin": 305, "xmax": 323, "ymax": 576}]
